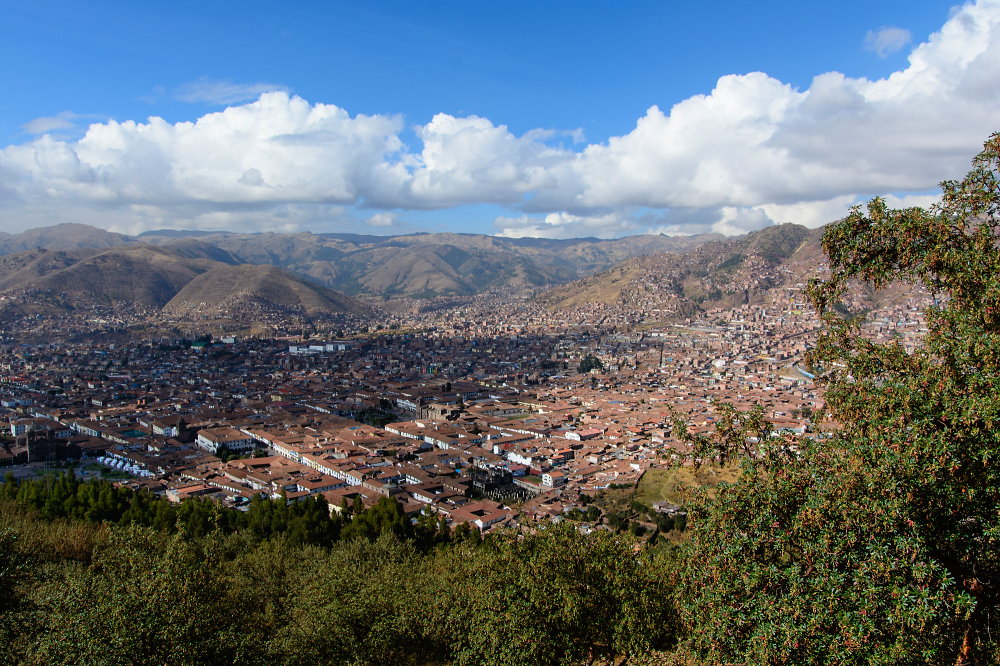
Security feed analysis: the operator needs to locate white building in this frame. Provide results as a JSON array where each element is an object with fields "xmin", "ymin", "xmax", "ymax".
[{"xmin": 196, "ymin": 427, "xmax": 254, "ymax": 454}]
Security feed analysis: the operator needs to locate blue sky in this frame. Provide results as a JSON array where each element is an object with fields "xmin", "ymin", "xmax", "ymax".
[{"xmin": 1, "ymin": 0, "xmax": 997, "ymax": 238}]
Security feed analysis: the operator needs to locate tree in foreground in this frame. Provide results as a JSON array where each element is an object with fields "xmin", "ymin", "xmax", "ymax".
[
  {"xmin": 673, "ymin": 132, "xmax": 1000, "ymax": 665},
  {"xmin": 439, "ymin": 523, "xmax": 677, "ymax": 666}
]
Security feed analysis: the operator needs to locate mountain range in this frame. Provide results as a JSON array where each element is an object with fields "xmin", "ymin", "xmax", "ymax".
[
  {"xmin": 0, "ymin": 222, "xmax": 869, "ymax": 329},
  {"xmin": 0, "ymin": 244, "xmax": 371, "ymax": 323},
  {"xmin": 0, "ymin": 223, "xmax": 725, "ymax": 301}
]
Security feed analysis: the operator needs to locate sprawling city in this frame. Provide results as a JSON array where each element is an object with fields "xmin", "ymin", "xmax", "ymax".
[{"xmin": 0, "ymin": 255, "xmax": 931, "ymax": 532}]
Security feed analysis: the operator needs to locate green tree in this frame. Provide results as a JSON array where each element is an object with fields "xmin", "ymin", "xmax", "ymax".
[
  {"xmin": 672, "ymin": 132, "xmax": 1000, "ymax": 664},
  {"xmin": 341, "ymin": 496, "xmax": 413, "ymax": 542},
  {"xmin": 274, "ymin": 535, "xmax": 443, "ymax": 666},
  {"xmin": 442, "ymin": 523, "xmax": 677, "ymax": 665},
  {"xmin": 0, "ymin": 528, "xmax": 26, "ymax": 614},
  {"xmin": 578, "ymin": 354, "xmax": 605, "ymax": 374},
  {"xmin": 23, "ymin": 525, "xmax": 274, "ymax": 666},
  {"xmin": 0, "ymin": 526, "xmax": 32, "ymax": 665}
]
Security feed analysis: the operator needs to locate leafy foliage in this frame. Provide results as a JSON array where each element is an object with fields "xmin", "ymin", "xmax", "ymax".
[
  {"xmin": 24, "ymin": 526, "xmax": 272, "ymax": 666},
  {"xmin": 274, "ymin": 535, "xmax": 447, "ymax": 666},
  {"xmin": 0, "ymin": 471, "xmax": 342, "ymax": 546},
  {"xmin": 717, "ymin": 253, "xmax": 746, "ymax": 271},
  {"xmin": 0, "ymin": 506, "xmax": 672, "ymax": 666},
  {"xmin": 441, "ymin": 523, "xmax": 678, "ymax": 666},
  {"xmin": 356, "ymin": 407, "xmax": 397, "ymax": 428},
  {"xmin": 671, "ymin": 132, "xmax": 1000, "ymax": 664}
]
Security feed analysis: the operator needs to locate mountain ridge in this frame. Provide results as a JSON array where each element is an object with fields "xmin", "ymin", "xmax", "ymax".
[
  {"xmin": 0, "ymin": 224, "xmax": 729, "ymax": 300},
  {"xmin": 0, "ymin": 223, "xmax": 137, "ymax": 255},
  {"xmin": 163, "ymin": 264, "xmax": 372, "ymax": 317},
  {"xmin": 535, "ymin": 224, "xmax": 826, "ymax": 316},
  {"xmin": 0, "ymin": 245, "xmax": 368, "ymax": 320}
]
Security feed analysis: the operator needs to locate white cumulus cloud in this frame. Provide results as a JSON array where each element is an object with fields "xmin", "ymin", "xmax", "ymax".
[
  {"xmin": 375, "ymin": 115, "xmax": 566, "ymax": 209},
  {"xmin": 0, "ymin": 93, "xmax": 407, "ymax": 232},
  {"xmin": 367, "ymin": 211, "xmax": 398, "ymax": 227},
  {"xmin": 2, "ymin": 0, "xmax": 999, "ymax": 237},
  {"xmin": 493, "ymin": 211, "xmax": 643, "ymax": 239}
]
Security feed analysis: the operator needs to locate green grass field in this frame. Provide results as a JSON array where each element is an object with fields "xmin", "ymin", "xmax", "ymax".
[{"xmin": 634, "ymin": 465, "xmax": 739, "ymax": 506}]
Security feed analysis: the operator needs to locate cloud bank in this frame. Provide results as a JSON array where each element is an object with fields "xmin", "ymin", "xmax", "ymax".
[{"xmin": 2, "ymin": 0, "xmax": 999, "ymax": 238}]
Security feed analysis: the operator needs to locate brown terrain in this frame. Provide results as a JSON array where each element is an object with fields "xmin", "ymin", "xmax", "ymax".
[
  {"xmin": 163, "ymin": 264, "xmax": 372, "ymax": 316},
  {"xmin": 536, "ymin": 224, "xmax": 823, "ymax": 313},
  {"xmin": 0, "ymin": 245, "xmax": 368, "ymax": 322}
]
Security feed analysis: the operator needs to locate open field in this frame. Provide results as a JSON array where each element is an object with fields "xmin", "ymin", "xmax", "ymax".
[
  {"xmin": 592, "ymin": 488, "xmax": 635, "ymax": 515},
  {"xmin": 635, "ymin": 465, "xmax": 740, "ymax": 506}
]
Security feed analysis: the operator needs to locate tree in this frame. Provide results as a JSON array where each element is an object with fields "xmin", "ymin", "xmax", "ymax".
[
  {"xmin": 215, "ymin": 443, "xmax": 244, "ymax": 464},
  {"xmin": 273, "ymin": 535, "xmax": 443, "ymax": 666},
  {"xmin": 672, "ymin": 132, "xmax": 1000, "ymax": 664},
  {"xmin": 0, "ymin": 526, "xmax": 30, "ymax": 665},
  {"xmin": 25, "ymin": 525, "xmax": 273, "ymax": 666},
  {"xmin": 341, "ymin": 496, "xmax": 412, "ymax": 542},
  {"xmin": 0, "ymin": 526, "xmax": 27, "ymax": 613},
  {"xmin": 578, "ymin": 354, "xmax": 604, "ymax": 374},
  {"xmin": 441, "ymin": 523, "xmax": 677, "ymax": 666}
]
